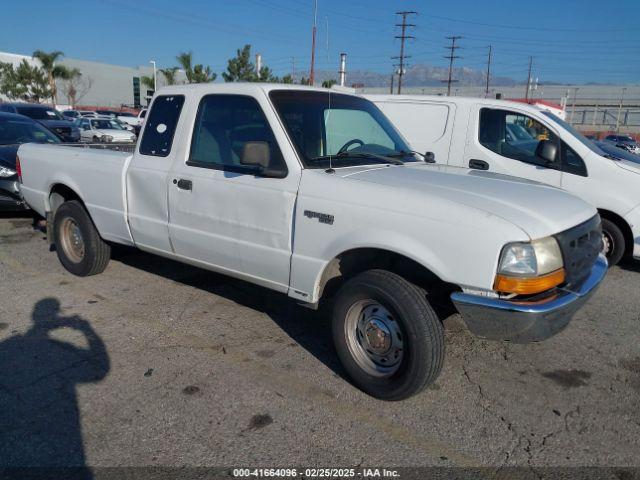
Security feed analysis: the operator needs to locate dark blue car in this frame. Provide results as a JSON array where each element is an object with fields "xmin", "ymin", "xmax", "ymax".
[
  {"xmin": 0, "ymin": 103, "xmax": 80, "ymax": 143},
  {"xmin": 0, "ymin": 112, "xmax": 61, "ymax": 211}
]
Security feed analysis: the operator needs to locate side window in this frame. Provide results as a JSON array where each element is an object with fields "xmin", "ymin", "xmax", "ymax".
[
  {"xmin": 479, "ymin": 108, "xmax": 559, "ymax": 167},
  {"xmin": 324, "ymin": 109, "xmax": 395, "ymax": 155},
  {"xmin": 561, "ymin": 142, "xmax": 587, "ymax": 177},
  {"xmin": 139, "ymin": 95, "xmax": 185, "ymax": 157},
  {"xmin": 188, "ymin": 95, "xmax": 286, "ymax": 175},
  {"xmin": 81, "ymin": 120, "xmax": 90, "ymax": 130}
]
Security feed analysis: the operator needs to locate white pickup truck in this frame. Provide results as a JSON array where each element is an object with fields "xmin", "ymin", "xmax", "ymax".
[{"xmin": 18, "ymin": 84, "xmax": 607, "ymax": 400}]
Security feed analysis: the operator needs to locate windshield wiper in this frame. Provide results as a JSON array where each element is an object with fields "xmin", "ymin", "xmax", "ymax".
[
  {"xmin": 310, "ymin": 151, "xmax": 404, "ymax": 165},
  {"xmin": 387, "ymin": 149, "xmax": 435, "ymax": 163}
]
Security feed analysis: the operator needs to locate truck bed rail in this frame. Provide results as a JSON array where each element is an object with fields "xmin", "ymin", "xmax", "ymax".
[{"xmin": 59, "ymin": 142, "xmax": 137, "ymax": 153}]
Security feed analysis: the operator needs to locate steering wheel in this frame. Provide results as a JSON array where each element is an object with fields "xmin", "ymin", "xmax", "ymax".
[{"xmin": 337, "ymin": 139, "xmax": 365, "ymax": 154}]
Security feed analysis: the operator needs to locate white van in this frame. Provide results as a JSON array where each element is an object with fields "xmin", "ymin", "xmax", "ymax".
[{"xmin": 368, "ymin": 95, "xmax": 640, "ymax": 265}]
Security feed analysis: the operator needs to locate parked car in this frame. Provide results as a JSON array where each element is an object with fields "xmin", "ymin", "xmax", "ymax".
[
  {"xmin": 61, "ymin": 110, "xmax": 81, "ymax": 120},
  {"xmin": 95, "ymin": 109, "xmax": 119, "ymax": 118},
  {"xmin": 0, "ymin": 112, "xmax": 60, "ymax": 211},
  {"xmin": 596, "ymin": 141, "xmax": 640, "ymax": 164},
  {"xmin": 603, "ymin": 134, "xmax": 640, "ymax": 155},
  {"xmin": 75, "ymin": 117, "xmax": 137, "ymax": 143},
  {"xmin": 0, "ymin": 103, "xmax": 80, "ymax": 142},
  {"xmin": 369, "ymin": 95, "xmax": 640, "ymax": 266},
  {"xmin": 79, "ymin": 111, "xmax": 98, "ymax": 118},
  {"xmin": 18, "ymin": 84, "xmax": 607, "ymax": 400},
  {"xmin": 118, "ymin": 109, "xmax": 147, "ymax": 128}
]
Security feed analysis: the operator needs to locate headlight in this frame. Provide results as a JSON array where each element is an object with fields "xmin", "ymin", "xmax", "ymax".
[
  {"xmin": 101, "ymin": 135, "xmax": 113, "ymax": 142},
  {"xmin": 0, "ymin": 166, "xmax": 16, "ymax": 178},
  {"xmin": 130, "ymin": 135, "xmax": 137, "ymax": 141},
  {"xmin": 495, "ymin": 236, "xmax": 565, "ymax": 295}
]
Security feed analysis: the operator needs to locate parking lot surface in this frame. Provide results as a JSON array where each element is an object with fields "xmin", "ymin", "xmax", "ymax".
[{"xmin": 0, "ymin": 214, "xmax": 639, "ymax": 474}]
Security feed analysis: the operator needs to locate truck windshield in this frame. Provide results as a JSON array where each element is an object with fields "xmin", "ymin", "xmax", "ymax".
[
  {"xmin": 541, "ymin": 111, "xmax": 605, "ymax": 156},
  {"xmin": 270, "ymin": 90, "xmax": 417, "ymax": 169}
]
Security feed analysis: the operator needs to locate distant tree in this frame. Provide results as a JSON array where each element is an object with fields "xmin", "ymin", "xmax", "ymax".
[
  {"xmin": 223, "ymin": 45, "xmax": 256, "ymax": 82},
  {"xmin": 0, "ymin": 60, "xmax": 51, "ymax": 103},
  {"xmin": 322, "ymin": 79, "xmax": 337, "ymax": 88},
  {"xmin": 32, "ymin": 50, "xmax": 72, "ymax": 105},
  {"xmin": 160, "ymin": 67, "xmax": 179, "ymax": 85},
  {"xmin": 280, "ymin": 74, "xmax": 294, "ymax": 84},
  {"xmin": 141, "ymin": 75, "xmax": 155, "ymax": 91},
  {"xmin": 176, "ymin": 51, "xmax": 216, "ymax": 84},
  {"xmin": 299, "ymin": 76, "xmax": 311, "ymax": 85},
  {"xmin": 59, "ymin": 68, "xmax": 92, "ymax": 107}
]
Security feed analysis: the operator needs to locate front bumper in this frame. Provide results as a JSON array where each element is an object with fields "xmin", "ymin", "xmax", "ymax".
[
  {"xmin": 0, "ymin": 178, "xmax": 27, "ymax": 211},
  {"xmin": 451, "ymin": 254, "xmax": 608, "ymax": 343}
]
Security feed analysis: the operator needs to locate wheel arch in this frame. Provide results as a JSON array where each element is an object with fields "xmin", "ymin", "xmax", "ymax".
[
  {"xmin": 315, "ymin": 247, "xmax": 457, "ymax": 309},
  {"xmin": 49, "ymin": 183, "xmax": 85, "ymax": 214},
  {"xmin": 598, "ymin": 208, "xmax": 634, "ymax": 257}
]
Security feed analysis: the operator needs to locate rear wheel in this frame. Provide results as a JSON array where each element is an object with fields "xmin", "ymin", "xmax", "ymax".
[
  {"xmin": 332, "ymin": 269, "xmax": 444, "ymax": 401},
  {"xmin": 601, "ymin": 218, "xmax": 625, "ymax": 266},
  {"xmin": 53, "ymin": 200, "xmax": 111, "ymax": 276}
]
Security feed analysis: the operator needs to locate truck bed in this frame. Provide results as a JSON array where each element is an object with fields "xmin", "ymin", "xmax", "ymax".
[{"xmin": 19, "ymin": 143, "xmax": 135, "ymax": 246}]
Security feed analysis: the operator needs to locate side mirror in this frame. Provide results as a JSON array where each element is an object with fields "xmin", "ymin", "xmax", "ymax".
[
  {"xmin": 535, "ymin": 140, "xmax": 558, "ymax": 165},
  {"xmin": 240, "ymin": 141, "xmax": 270, "ymax": 169},
  {"xmin": 424, "ymin": 151, "xmax": 436, "ymax": 163}
]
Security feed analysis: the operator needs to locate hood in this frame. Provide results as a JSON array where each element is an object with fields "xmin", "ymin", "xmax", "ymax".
[
  {"xmin": 614, "ymin": 158, "xmax": 640, "ymax": 175},
  {"xmin": 342, "ymin": 163, "xmax": 596, "ymax": 239},
  {"xmin": 37, "ymin": 119, "xmax": 77, "ymax": 129},
  {"xmin": 0, "ymin": 145, "xmax": 19, "ymax": 169},
  {"xmin": 93, "ymin": 129, "xmax": 134, "ymax": 139}
]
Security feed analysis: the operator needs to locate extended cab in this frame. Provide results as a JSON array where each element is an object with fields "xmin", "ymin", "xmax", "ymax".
[
  {"xmin": 368, "ymin": 94, "xmax": 640, "ymax": 266},
  {"xmin": 18, "ymin": 84, "xmax": 607, "ymax": 400}
]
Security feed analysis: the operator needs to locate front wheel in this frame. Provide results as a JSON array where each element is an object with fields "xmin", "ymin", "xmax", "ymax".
[
  {"xmin": 332, "ymin": 269, "xmax": 444, "ymax": 401},
  {"xmin": 53, "ymin": 200, "xmax": 111, "ymax": 276},
  {"xmin": 601, "ymin": 218, "xmax": 625, "ymax": 266}
]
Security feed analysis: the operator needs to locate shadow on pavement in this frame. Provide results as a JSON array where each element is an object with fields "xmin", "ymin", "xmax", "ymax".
[
  {"xmin": 0, "ymin": 298, "xmax": 110, "ymax": 478},
  {"xmin": 619, "ymin": 257, "xmax": 640, "ymax": 273},
  {"xmin": 110, "ymin": 246, "xmax": 344, "ymax": 376}
]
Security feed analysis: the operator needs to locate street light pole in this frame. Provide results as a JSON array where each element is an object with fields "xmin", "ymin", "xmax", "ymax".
[
  {"xmin": 616, "ymin": 87, "xmax": 627, "ymax": 134},
  {"xmin": 149, "ymin": 60, "xmax": 157, "ymax": 91}
]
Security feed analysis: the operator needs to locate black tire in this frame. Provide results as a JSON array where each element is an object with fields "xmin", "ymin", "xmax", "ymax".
[
  {"xmin": 53, "ymin": 200, "xmax": 111, "ymax": 276},
  {"xmin": 602, "ymin": 218, "xmax": 625, "ymax": 266},
  {"xmin": 332, "ymin": 269, "xmax": 444, "ymax": 401},
  {"xmin": 93, "ymin": 136, "xmax": 100, "ymax": 143}
]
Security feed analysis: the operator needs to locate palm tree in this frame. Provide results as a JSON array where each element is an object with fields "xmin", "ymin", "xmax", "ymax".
[
  {"xmin": 176, "ymin": 52, "xmax": 194, "ymax": 83},
  {"xmin": 141, "ymin": 75, "xmax": 155, "ymax": 91},
  {"xmin": 160, "ymin": 67, "xmax": 179, "ymax": 85},
  {"xmin": 32, "ymin": 50, "xmax": 71, "ymax": 105}
]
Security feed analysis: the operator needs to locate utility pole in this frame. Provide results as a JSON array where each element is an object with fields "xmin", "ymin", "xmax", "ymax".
[
  {"xmin": 291, "ymin": 57, "xmax": 296, "ymax": 81},
  {"xmin": 485, "ymin": 45, "xmax": 492, "ymax": 98},
  {"xmin": 442, "ymin": 36, "xmax": 462, "ymax": 96},
  {"xmin": 390, "ymin": 73, "xmax": 394, "ymax": 94},
  {"xmin": 392, "ymin": 11, "xmax": 416, "ymax": 95},
  {"xmin": 149, "ymin": 60, "xmax": 157, "ymax": 91},
  {"xmin": 309, "ymin": 0, "xmax": 318, "ymax": 86},
  {"xmin": 525, "ymin": 56, "xmax": 533, "ymax": 101},
  {"xmin": 255, "ymin": 54, "xmax": 262, "ymax": 76},
  {"xmin": 616, "ymin": 87, "xmax": 627, "ymax": 133},
  {"xmin": 571, "ymin": 87, "xmax": 579, "ymax": 124}
]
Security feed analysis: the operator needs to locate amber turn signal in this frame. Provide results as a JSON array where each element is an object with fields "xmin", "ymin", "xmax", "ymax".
[{"xmin": 494, "ymin": 268, "xmax": 566, "ymax": 295}]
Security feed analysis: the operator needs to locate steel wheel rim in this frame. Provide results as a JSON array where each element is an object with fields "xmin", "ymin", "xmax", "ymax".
[
  {"xmin": 60, "ymin": 217, "xmax": 85, "ymax": 263},
  {"xmin": 344, "ymin": 299, "xmax": 404, "ymax": 378},
  {"xmin": 602, "ymin": 231, "xmax": 614, "ymax": 257}
]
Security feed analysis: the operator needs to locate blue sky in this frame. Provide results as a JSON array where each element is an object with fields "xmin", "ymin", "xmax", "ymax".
[{"xmin": 1, "ymin": 0, "xmax": 639, "ymax": 84}]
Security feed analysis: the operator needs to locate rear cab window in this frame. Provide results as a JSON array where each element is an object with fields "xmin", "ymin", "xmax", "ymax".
[{"xmin": 139, "ymin": 95, "xmax": 185, "ymax": 157}]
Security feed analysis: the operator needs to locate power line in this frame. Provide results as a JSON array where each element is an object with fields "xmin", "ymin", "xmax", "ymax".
[
  {"xmin": 391, "ymin": 11, "xmax": 417, "ymax": 95},
  {"xmin": 442, "ymin": 35, "xmax": 462, "ymax": 96}
]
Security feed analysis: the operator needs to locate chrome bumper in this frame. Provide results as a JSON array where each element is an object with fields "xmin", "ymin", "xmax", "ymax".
[{"xmin": 451, "ymin": 254, "xmax": 608, "ymax": 343}]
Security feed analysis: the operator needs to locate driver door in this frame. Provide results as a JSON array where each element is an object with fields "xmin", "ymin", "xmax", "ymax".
[{"xmin": 464, "ymin": 105, "xmax": 562, "ymax": 187}]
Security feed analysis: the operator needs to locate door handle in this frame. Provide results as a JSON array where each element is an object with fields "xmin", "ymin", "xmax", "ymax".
[
  {"xmin": 469, "ymin": 159, "xmax": 489, "ymax": 171},
  {"xmin": 174, "ymin": 178, "xmax": 192, "ymax": 190}
]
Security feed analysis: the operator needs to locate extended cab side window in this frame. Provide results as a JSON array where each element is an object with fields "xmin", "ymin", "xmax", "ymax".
[
  {"xmin": 479, "ymin": 108, "xmax": 559, "ymax": 168},
  {"xmin": 139, "ymin": 95, "xmax": 185, "ymax": 157},
  {"xmin": 188, "ymin": 94, "xmax": 287, "ymax": 175}
]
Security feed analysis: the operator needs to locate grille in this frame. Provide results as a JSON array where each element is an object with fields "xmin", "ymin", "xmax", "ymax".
[{"xmin": 554, "ymin": 215, "xmax": 602, "ymax": 289}]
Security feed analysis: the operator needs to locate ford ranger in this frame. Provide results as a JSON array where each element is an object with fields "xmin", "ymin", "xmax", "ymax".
[{"xmin": 18, "ymin": 84, "xmax": 607, "ymax": 400}]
